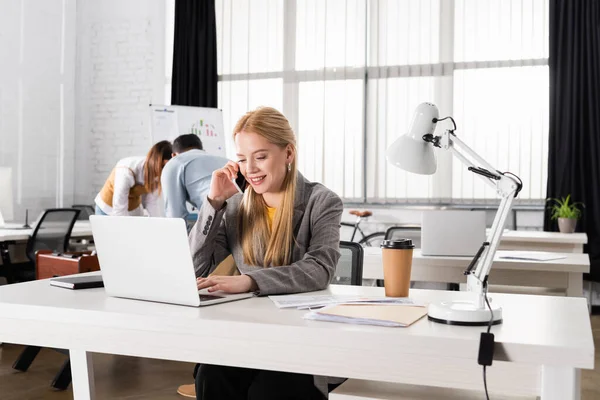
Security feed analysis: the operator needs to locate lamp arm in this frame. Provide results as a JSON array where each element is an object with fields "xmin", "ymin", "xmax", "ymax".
[
  {"xmin": 441, "ymin": 131, "xmax": 501, "ymax": 192},
  {"xmin": 467, "ymin": 190, "xmax": 517, "ymax": 299},
  {"xmin": 443, "ymin": 131, "xmax": 500, "ymax": 175},
  {"xmin": 438, "ymin": 130, "xmax": 521, "ymax": 308}
]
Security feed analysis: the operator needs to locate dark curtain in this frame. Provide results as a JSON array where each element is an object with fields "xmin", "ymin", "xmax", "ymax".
[
  {"xmin": 545, "ymin": 0, "xmax": 600, "ymax": 280},
  {"xmin": 171, "ymin": 0, "xmax": 218, "ymax": 107}
]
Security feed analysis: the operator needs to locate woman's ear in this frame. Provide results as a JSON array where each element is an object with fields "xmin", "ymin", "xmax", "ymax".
[{"xmin": 285, "ymin": 144, "xmax": 294, "ymax": 165}]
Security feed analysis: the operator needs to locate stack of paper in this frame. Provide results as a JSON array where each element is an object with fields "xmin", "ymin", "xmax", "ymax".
[
  {"xmin": 304, "ymin": 304, "xmax": 428, "ymax": 327},
  {"xmin": 269, "ymin": 294, "xmax": 421, "ymax": 310}
]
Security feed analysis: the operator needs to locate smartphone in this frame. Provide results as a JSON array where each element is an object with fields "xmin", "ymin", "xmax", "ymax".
[{"xmin": 232, "ymin": 174, "xmax": 247, "ymax": 194}]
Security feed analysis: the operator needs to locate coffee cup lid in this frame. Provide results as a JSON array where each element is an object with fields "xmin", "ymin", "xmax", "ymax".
[{"xmin": 381, "ymin": 239, "xmax": 415, "ymax": 249}]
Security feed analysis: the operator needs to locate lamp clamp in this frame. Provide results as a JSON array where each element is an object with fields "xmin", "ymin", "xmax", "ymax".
[{"xmin": 422, "ymin": 133, "xmax": 442, "ymax": 148}]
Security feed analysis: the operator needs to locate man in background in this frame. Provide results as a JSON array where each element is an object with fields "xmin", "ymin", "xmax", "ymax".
[{"xmin": 161, "ymin": 134, "xmax": 229, "ymax": 220}]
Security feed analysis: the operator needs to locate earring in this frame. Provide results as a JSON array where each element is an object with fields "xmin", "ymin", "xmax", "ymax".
[{"xmin": 287, "ymin": 163, "xmax": 291, "ymax": 172}]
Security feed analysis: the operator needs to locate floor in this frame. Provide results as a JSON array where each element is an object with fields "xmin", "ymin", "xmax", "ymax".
[
  {"xmin": 1, "ymin": 316, "xmax": 599, "ymax": 399},
  {"xmin": 582, "ymin": 315, "xmax": 600, "ymax": 400},
  {"xmin": 0, "ymin": 346, "xmax": 194, "ymax": 400}
]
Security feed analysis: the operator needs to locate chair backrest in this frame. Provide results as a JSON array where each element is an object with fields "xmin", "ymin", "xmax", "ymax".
[
  {"xmin": 72, "ymin": 204, "xmax": 95, "ymax": 220},
  {"xmin": 384, "ymin": 225, "xmax": 422, "ymax": 248},
  {"xmin": 333, "ymin": 241, "xmax": 364, "ymax": 286},
  {"xmin": 26, "ymin": 208, "xmax": 80, "ymax": 262}
]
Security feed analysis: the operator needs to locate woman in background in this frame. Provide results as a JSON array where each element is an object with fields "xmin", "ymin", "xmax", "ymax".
[{"xmin": 94, "ymin": 140, "xmax": 172, "ymax": 217}]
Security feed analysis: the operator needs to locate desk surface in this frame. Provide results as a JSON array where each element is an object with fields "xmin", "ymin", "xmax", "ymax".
[
  {"xmin": 500, "ymin": 230, "xmax": 587, "ymax": 245},
  {"xmin": 0, "ymin": 276, "xmax": 593, "ymax": 374},
  {"xmin": 363, "ymin": 247, "xmax": 590, "ymax": 274},
  {"xmin": 0, "ymin": 221, "xmax": 92, "ymax": 242}
]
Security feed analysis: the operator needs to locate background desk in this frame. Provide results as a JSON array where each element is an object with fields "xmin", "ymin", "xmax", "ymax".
[
  {"xmin": 0, "ymin": 221, "xmax": 93, "ymax": 265},
  {"xmin": 363, "ymin": 248, "xmax": 590, "ymax": 297},
  {"xmin": 498, "ymin": 231, "xmax": 587, "ymax": 253},
  {"xmin": 0, "ymin": 221, "xmax": 92, "ymax": 242},
  {"xmin": 0, "ymin": 277, "xmax": 593, "ymax": 400}
]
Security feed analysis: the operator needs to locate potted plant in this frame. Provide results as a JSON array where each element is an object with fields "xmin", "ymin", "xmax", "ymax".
[{"xmin": 547, "ymin": 195, "xmax": 584, "ymax": 233}]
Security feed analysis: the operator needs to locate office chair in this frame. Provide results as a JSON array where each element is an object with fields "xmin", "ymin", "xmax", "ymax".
[
  {"xmin": 72, "ymin": 204, "xmax": 95, "ymax": 221},
  {"xmin": 384, "ymin": 225, "xmax": 422, "ymax": 248},
  {"xmin": 25, "ymin": 208, "xmax": 80, "ymax": 264},
  {"xmin": 13, "ymin": 208, "xmax": 80, "ymax": 390},
  {"xmin": 333, "ymin": 241, "xmax": 364, "ymax": 286}
]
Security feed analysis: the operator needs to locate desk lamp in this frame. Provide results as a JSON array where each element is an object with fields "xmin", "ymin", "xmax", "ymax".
[{"xmin": 386, "ymin": 103, "xmax": 523, "ymax": 326}]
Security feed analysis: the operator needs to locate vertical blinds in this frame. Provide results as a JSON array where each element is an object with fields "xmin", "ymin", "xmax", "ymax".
[{"xmin": 186, "ymin": 0, "xmax": 550, "ymax": 203}]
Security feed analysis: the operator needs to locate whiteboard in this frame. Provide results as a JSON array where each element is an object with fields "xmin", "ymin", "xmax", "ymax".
[{"xmin": 149, "ymin": 104, "xmax": 226, "ymax": 157}]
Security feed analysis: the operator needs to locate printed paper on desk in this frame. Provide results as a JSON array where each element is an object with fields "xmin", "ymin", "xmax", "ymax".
[
  {"xmin": 304, "ymin": 304, "xmax": 428, "ymax": 327},
  {"xmin": 499, "ymin": 251, "xmax": 567, "ymax": 262},
  {"xmin": 269, "ymin": 294, "xmax": 422, "ymax": 309}
]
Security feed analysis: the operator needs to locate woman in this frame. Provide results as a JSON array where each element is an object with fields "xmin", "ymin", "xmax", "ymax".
[
  {"xmin": 189, "ymin": 107, "xmax": 343, "ymax": 400},
  {"xmin": 94, "ymin": 140, "xmax": 172, "ymax": 216}
]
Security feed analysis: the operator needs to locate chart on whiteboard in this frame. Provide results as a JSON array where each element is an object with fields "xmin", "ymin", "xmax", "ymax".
[
  {"xmin": 190, "ymin": 119, "xmax": 218, "ymax": 137},
  {"xmin": 150, "ymin": 105, "xmax": 226, "ymax": 157}
]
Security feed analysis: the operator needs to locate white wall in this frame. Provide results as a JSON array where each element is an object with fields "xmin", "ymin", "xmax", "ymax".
[
  {"xmin": 74, "ymin": 0, "xmax": 166, "ymax": 203},
  {"xmin": 0, "ymin": 0, "xmax": 77, "ymax": 221}
]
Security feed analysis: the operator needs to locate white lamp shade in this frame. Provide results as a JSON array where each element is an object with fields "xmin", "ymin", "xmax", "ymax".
[
  {"xmin": 386, "ymin": 102, "xmax": 439, "ymax": 175},
  {"xmin": 386, "ymin": 135, "xmax": 437, "ymax": 175}
]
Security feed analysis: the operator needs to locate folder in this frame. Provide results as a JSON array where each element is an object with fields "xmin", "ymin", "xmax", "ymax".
[{"xmin": 50, "ymin": 274, "xmax": 104, "ymax": 290}]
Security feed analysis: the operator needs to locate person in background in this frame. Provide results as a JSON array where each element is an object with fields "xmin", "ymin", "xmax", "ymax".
[
  {"xmin": 188, "ymin": 106, "xmax": 344, "ymax": 400},
  {"xmin": 161, "ymin": 134, "xmax": 229, "ymax": 220},
  {"xmin": 94, "ymin": 140, "xmax": 172, "ymax": 217}
]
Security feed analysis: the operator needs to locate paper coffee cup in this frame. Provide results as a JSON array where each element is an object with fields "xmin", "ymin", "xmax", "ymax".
[{"xmin": 381, "ymin": 239, "xmax": 415, "ymax": 297}]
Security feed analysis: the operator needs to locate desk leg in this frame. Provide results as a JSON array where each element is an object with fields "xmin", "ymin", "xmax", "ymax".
[
  {"xmin": 567, "ymin": 273, "xmax": 584, "ymax": 297},
  {"xmin": 70, "ymin": 350, "xmax": 96, "ymax": 400},
  {"xmin": 541, "ymin": 366, "xmax": 580, "ymax": 400},
  {"xmin": 0, "ymin": 242, "xmax": 13, "ymax": 284}
]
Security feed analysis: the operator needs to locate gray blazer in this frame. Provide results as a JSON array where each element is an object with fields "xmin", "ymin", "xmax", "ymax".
[
  {"xmin": 189, "ymin": 173, "xmax": 345, "ymax": 396},
  {"xmin": 189, "ymin": 172, "xmax": 343, "ymax": 296}
]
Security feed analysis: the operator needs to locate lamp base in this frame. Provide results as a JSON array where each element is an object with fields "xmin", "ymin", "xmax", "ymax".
[{"xmin": 427, "ymin": 300, "xmax": 503, "ymax": 326}]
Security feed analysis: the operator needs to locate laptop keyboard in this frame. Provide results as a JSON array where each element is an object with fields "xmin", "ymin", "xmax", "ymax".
[{"xmin": 199, "ymin": 294, "xmax": 224, "ymax": 301}]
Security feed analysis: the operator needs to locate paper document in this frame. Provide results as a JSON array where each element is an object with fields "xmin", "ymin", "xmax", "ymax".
[
  {"xmin": 499, "ymin": 251, "xmax": 567, "ymax": 262},
  {"xmin": 151, "ymin": 108, "xmax": 179, "ymax": 142},
  {"xmin": 304, "ymin": 304, "xmax": 428, "ymax": 327},
  {"xmin": 269, "ymin": 294, "xmax": 421, "ymax": 309}
]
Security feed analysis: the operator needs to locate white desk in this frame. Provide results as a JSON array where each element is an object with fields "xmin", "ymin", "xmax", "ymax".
[
  {"xmin": 0, "ymin": 277, "xmax": 594, "ymax": 400},
  {"xmin": 0, "ymin": 221, "xmax": 93, "ymax": 242},
  {"xmin": 363, "ymin": 248, "xmax": 590, "ymax": 297},
  {"xmin": 498, "ymin": 231, "xmax": 587, "ymax": 253}
]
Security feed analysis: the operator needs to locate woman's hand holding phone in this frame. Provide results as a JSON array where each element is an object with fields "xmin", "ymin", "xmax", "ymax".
[{"xmin": 208, "ymin": 161, "xmax": 244, "ymax": 209}]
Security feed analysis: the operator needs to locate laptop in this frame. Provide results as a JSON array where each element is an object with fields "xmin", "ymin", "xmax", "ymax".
[
  {"xmin": 421, "ymin": 210, "xmax": 486, "ymax": 257},
  {"xmin": 89, "ymin": 215, "xmax": 254, "ymax": 307}
]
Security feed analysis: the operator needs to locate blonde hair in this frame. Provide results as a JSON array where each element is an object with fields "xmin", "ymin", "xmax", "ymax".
[{"xmin": 234, "ymin": 107, "xmax": 297, "ymax": 267}]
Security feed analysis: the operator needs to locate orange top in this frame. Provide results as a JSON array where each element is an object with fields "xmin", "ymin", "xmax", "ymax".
[
  {"xmin": 98, "ymin": 167, "xmax": 148, "ymax": 211},
  {"xmin": 266, "ymin": 207, "xmax": 277, "ymax": 231}
]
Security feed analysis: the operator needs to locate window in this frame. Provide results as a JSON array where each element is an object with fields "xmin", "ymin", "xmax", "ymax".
[
  {"xmin": 170, "ymin": 0, "xmax": 550, "ymax": 203},
  {"xmin": 0, "ymin": 0, "xmax": 76, "ymax": 219}
]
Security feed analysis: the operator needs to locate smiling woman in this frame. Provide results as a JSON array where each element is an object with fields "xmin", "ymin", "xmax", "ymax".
[{"xmin": 188, "ymin": 106, "xmax": 345, "ymax": 399}]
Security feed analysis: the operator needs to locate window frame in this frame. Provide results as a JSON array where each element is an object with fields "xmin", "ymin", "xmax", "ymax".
[{"xmin": 208, "ymin": 0, "xmax": 549, "ymax": 206}]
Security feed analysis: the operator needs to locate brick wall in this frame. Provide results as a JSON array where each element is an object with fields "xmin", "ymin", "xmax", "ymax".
[{"xmin": 74, "ymin": 0, "xmax": 165, "ymax": 204}]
